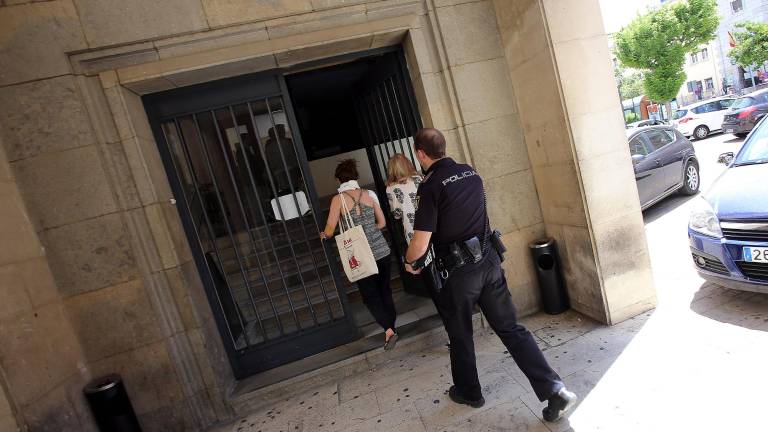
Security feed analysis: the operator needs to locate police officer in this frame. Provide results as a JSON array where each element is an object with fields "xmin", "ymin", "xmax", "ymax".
[{"xmin": 404, "ymin": 128, "xmax": 576, "ymax": 422}]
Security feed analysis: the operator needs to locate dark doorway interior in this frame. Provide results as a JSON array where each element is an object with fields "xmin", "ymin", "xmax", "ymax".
[{"xmin": 285, "ymin": 51, "xmax": 436, "ymax": 337}]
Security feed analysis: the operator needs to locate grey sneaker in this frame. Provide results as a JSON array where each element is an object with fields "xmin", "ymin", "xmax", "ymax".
[{"xmin": 542, "ymin": 387, "xmax": 577, "ymax": 422}]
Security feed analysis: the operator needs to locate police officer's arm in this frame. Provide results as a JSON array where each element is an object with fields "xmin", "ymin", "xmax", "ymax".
[
  {"xmin": 406, "ymin": 180, "xmax": 438, "ymax": 267},
  {"xmin": 406, "ymin": 230, "xmax": 432, "ymax": 263},
  {"xmin": 320, "ymin": 195, "xmax": 342, "ymax": 239}
]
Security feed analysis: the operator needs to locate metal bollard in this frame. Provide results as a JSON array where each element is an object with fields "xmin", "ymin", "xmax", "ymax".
[
  {"xmin": 83, "ymin": 374, "xmax": 142, "ymax": 432},
  {"xmin": 529, "ymin": 238, "xmax": 569, "ymax": 315}
]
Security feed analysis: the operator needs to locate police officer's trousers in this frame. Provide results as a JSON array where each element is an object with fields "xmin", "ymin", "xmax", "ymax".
[{"xmin": 438, "ymin": 250, "xmax": 563, "ymax": 402}]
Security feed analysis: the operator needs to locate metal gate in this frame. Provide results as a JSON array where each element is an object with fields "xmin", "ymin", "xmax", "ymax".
[
  {"xmin": 144, "ymin": 73, "xmax": 358, "ymax": 378},
  {"xmin": 354, "ymin": 51, "xmax": 426, "ymax": 296}
]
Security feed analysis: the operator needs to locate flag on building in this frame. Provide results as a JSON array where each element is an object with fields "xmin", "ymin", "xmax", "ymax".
[{"xmin": 728, "ymin": 31, "xmax": 737, "ymax": 48}]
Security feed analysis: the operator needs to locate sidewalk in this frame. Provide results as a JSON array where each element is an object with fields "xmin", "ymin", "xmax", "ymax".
[
  {"xmin": 210, "ymin": 278, "xmax": 768, "ymax": 432},
  {"xmin": 208, "ymin": 309, "xmax": 642, "ymax": 432}
]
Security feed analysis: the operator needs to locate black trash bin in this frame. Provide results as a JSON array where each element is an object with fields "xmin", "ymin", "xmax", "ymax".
[
  {"xmin": 529, "ymin": 238, "xmax": 569, "ymax": 315},
  {"xmin": 83, "ymin": 374, "xmax": 142, "ymax": 432}
]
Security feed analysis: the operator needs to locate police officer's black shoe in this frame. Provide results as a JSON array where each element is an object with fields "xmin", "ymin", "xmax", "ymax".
[
  {"xmin": 448, "ymin": 386, "xmax": 485, "ymax": 408},
  {"xmin": 542, "ymin": 387, "xmax": 577, "ymax": 422}
]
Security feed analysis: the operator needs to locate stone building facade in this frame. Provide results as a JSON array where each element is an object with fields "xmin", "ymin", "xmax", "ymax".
[{"xmin": 0, "ymin": 0, "xmax": 656, "ymax": 430}]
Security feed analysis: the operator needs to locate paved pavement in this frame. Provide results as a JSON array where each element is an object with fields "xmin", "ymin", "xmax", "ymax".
[{"xmin": 211, "ymin": 132, "xmax": 768, "ymax": 432}]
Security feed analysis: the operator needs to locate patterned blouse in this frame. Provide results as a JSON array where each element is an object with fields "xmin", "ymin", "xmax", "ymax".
[{"xmin": 385, "ymin": 175, "xmax": 422, "ymax": 243}]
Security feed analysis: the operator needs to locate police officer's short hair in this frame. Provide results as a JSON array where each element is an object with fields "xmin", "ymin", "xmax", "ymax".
[
  {"xmin": 334, "ymin": 159, "xmax": 359, "ymax": 182},
  {"xmin": 414, "ymin": 128, "xmax": 446, "ymax": 159}
]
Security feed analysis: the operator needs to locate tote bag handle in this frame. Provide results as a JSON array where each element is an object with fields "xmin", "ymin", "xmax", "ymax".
[{"xmin": 338, "ymin": 192, "xmax": 356, "ymax": 234}]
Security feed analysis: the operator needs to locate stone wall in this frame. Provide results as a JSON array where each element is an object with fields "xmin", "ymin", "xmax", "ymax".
[
  {"xmin": 493, "ymin": 0, "xmax": 657, "ymax": 323},
  {"xmin": 0, "ymin": 139, "xmax": 91, "ymax": 431},
  {"xmin": 404, "ymin": 0, "xmax": 545, "ymax": 315}
]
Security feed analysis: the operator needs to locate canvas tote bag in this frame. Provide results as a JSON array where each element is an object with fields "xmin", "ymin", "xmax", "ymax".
[{"xmin": 335, "ymin": 192, "xmax": 379, "ymax": 282}]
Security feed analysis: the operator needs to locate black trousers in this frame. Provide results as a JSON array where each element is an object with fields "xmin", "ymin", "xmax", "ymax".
[
  {"xmin": 357, "ymin": 256, "xmax": 396, "ymax": 331},
  {"xmin": 438, "ymin": 250, "xmax": 563, "ymax": 402}
]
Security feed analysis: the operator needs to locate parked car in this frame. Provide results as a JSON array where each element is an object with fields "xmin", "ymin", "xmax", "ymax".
[
  {"xmin": 626, "ymin": 119, "xmax": 668, "ymax": 129},
  {"xmin": 627, "ymin": 125, "xmax": 699, "ymax": 210},
  {"xmin": 721, "ymin": 89, "xmax": 768, "ymax": 138},
  {"xmin": 689, "ymin": 116, "xmax": 768, "ymax": 293},
  {"xmin": 673, "ymin": 97, "xmax": 735, "ymax": 140}
]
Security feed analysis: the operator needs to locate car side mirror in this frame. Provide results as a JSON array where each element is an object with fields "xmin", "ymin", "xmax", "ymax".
[
  {"xmin": 631, "ymin": 154, "xmax": 645, "ymax": 164},
  {"xmin": 717, "ymin": 152, "xmax": 734, "ymax": 165}
]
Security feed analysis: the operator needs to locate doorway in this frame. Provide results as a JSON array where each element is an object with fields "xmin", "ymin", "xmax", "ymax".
[
  {"xmin": 143, "ymin": 47, "xmax": 437, "ymax": 380},
  {"xmin": 285, "ymin": 50, "xmax": 435, "ymax": 338}
]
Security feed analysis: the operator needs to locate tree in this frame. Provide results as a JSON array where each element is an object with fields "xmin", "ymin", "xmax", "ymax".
[
  {"xmin": 621, "ymin": 70, "xmax": 645, "ymax": 100},
  {"xmin": 729, "ymin": 22, "xmax": 768, "ymax": 69},
  {"xmin": 614, "ymin": 0, "xmax": 719, "ymax": 117}
]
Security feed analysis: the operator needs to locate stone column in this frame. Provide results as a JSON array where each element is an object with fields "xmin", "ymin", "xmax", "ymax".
[
  {"xmin": 492, "ymin": 0, "xmax": 656, "ymax": 324},
  {"xmin": 406, "ymin": 0, "xmax": 547, "ymax": 315}
]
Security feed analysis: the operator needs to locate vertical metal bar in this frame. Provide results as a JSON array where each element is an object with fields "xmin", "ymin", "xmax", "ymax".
[
  {"xmin": 278, "ymin": 74, "xmax": 348, "ymax": 320},
  {"xmin": 265, "ymin": 97, "xmax": 335, "ymax": 321},
  {"xmin": 246, "ymin": 101, "xmax": 315, "ymax": 327},
  {"xmin": 230, "ymin": 105, "xmax": 302, "ymax": 332},
  {"xmin": 262, "ymin": 99, "xmax": 320, "ymax": 323},
  {"xmin": 191, "ymin": 113, "xmax": 269, "ymax": 343},
  {"xmin": 387, "ymin": 77, "xmax": 417, "ymax": 163},
  {"xmin": 367, "ymin": 93, "xmax": 392, "ymax": 164},
  {"xmin": 381, "ymin": 78, "xmax": 409, "ymax": 158},
  {"xmin": 376, "ymin": 85, "xmax": 398, "ymax": 160},
  {"xmin": 360, "ymin": 100, "xmax": 388, "ymax": 182},
  {"xmin": 211, "ymin": 109, "xmax": 285, "ymax": 336},
  {"xmin": 170, "ymin": 119, "xmax": 249, "ymax": 347}
]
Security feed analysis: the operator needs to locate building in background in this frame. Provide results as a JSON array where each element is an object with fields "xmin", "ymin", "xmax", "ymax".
[
  {"xmin": 677, "ymin": 40, "xmax": 725, "ymax": 106},
  {"xmin": 716, "ymin": 0, "xmax": 768, "ymax": 92}
]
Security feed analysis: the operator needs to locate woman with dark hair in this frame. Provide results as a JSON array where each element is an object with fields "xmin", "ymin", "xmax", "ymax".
[{"xmin": 319, "ymin": 159, "xmax": 398, "ymax": 350}]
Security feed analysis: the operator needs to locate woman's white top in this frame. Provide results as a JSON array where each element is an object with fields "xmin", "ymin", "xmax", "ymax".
[{"xmin": 385, "ymin": 175, "xmax": 422, "ymax": 243}]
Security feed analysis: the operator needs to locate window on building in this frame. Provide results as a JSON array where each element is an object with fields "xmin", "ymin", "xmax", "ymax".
[
  {"xmin": 691, "ymin": 52, "xmax": 699, "ymax": 63},
  {"xmin": 705, "ymin": 78, "xmax": 714, "ymax": 90},
  {"xmin": 701, "ymin": 48, "xmax": 709, "ymax": 60},
  {"xmin": 731, "ymin": 0, "xmax": 743, "ymax": 13}
]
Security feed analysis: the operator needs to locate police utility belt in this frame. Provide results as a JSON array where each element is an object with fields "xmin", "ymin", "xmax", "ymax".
[{"xmin": 433, "ymin": 229, "xmax": 507, "ymax": 280}]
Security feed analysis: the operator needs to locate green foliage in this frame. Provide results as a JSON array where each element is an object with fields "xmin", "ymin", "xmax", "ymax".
[
  {"xmin": 621, "ymin": 70, "xmax": 646, "ymax": 99},
  {"xmin": 614, "ymin": 0, "xmax": 719, "ymax": 102},
  {"xmin": 729, "ymin": 22, "xmax": 768, "ymax": 69},
  {"xmin": 625, "ymin": 111, "xmax": 640, "ymax": 123}
]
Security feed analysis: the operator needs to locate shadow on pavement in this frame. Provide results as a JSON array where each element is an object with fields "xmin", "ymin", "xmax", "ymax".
[
  {"xmin": 689, "ymin": 281, "xmax": 768, "ymax": 331},
  {"xmin": 721, "ymin": 136, "xmax": 745, "ymax": 144},
  {"xmin": 642, "ymin": 192, "xmax": 699, "ymax": 224}
]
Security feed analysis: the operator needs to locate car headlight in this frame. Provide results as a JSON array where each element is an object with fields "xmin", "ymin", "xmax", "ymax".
[{"xmin": 689, "ymin": 198, "xmax": 722, "ymax": 238}]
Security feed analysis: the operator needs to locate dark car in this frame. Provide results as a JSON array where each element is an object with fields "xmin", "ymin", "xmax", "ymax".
[
  {"xmin": 689, "ymin": 116, "xmax": 768, "ymax": 293},
  {"xmin": 627, "ymin": 126, "xmax": 700, "ymax": 210},
  {"xmin": 721, "ymin": 89, "xmax": 768, "ymax": 137}
]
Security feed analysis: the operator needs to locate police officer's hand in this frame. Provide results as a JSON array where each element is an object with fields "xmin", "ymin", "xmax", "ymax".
[{"xmin": 405, "ymin": 262, "xmax": 422, "ymax": 275}]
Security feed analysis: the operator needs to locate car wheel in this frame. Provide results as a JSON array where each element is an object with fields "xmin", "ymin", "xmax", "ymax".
[
  {"xmin": 735, "ymin": 132, "xmax": 748, "ymax": 138},
  {"xmin": 681, "ymin": 161, "xmax": 700, "ymax": 195},
  {"xmin": 693, "ymin": 125, "xmax": 709, "ymax": 140}
]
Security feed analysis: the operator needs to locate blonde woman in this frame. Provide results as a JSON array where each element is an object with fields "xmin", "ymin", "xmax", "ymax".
[{"xmin": 385, "ymin": 154, "xmax": 422, "ymax": 243}]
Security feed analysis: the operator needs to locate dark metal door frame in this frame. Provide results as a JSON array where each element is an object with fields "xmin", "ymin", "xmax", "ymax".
[
  {"xmin": 143, "ymin": 46, "xmax": 423, "ymax": 380},
  {"xmin": 352, "ymin": 50, "xmax": 426, "ymax": 296},
  {"xmin": 144, "ymin": 71, "xmax": 359, "ymax": 379}
]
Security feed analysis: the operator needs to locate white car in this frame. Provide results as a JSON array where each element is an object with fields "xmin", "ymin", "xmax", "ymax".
[{"xmin": 673, "ymin": 97, "xmax": 735, "ymax": 139}]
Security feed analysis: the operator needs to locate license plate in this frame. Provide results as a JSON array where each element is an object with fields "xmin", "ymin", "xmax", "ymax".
[
  {"xmin": 725, "ymin": 128, "xmax": 735, "ymax": 133},
  {"xmin": 743, "ymin": 247, "xmax": 768, "ymax": 262}
]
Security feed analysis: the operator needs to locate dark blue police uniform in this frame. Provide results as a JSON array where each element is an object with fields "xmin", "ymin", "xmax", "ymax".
[{"xmin": 414, "ymin": 157, "xmax": 564, "ymax": 403}]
